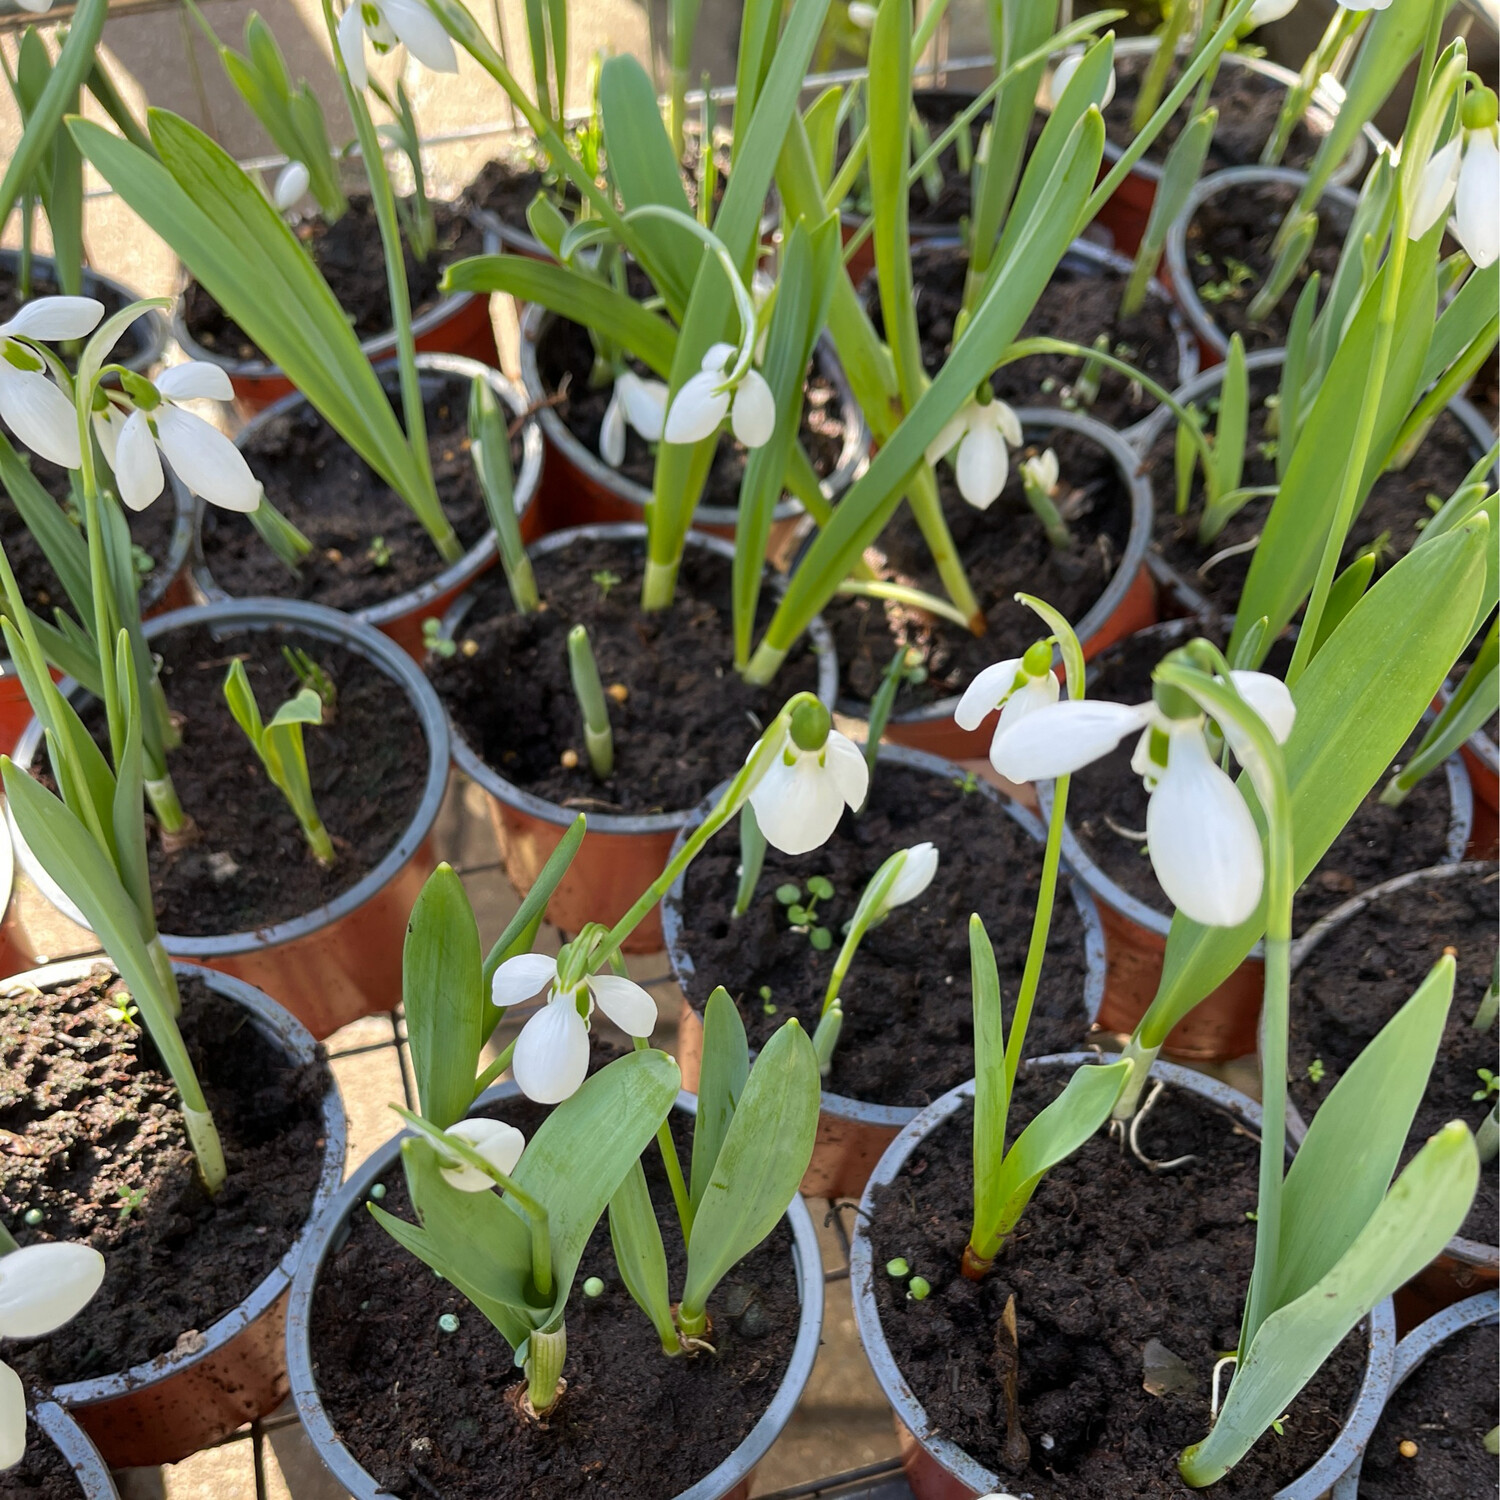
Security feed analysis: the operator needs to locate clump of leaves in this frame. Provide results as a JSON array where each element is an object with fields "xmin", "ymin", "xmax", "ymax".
[
  {"xmin": 423, "ymin": 618, "xmax": 456, "ymax": 658},
  {"xmin": 776, "ymin": 876, "xmax": 835, "ymax": 950}
]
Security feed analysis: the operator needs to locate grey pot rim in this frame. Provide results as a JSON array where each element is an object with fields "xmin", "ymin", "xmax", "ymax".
[
  {"xmin": 659, "ymin": 740, "xmax": 1108, "ymax": 1130},
  {"xmin": 436, "ymin": 521, "xmax": 840, "ymax": 836},
  {"xmin": 9, "ymin": 598, "xmax": 450, "ymax": 954},
  {"xmin": 185, "ymin": 351, "xmax": 544, "ymax": 635},
  {"xmin": 31, "ymin": 1401, "xmax": 119, "ymax": 1498},
  {"xmin": 1165, "ymin": 166, "xmax": 1361, "ymax": 360},
  {"xmin": 849, "ymin": 1053, "xmax": 1399, "ymax": 1499},
  {"xmin": 168, "ymin": 219, "xmax": 501, "ymax": 380},
  {"xmin": 1330, "ymin": 1289, "xmax": 1500, "ymax": 1500},
  {"xmin": 847, "ymin": 403, "xmax": 1154, "ymax": 728},
  {"xmin": 5, "ymin": 956, "xmax": 346, "ymax": 1412},
  {"xmin": 518, "ymin": 301, "xmax": 871, "ymax": 528},
  {"xmin": 285, "ymin": 1081, "xmax": 825, "ymax": 1500},
  {"xmin": 1285, "ymin": 859, "xmax": 1500, "ymax": 1273}
]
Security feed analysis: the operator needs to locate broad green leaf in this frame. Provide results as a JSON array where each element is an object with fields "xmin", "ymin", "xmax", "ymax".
[
  {"xmin": 803, "ymin": 86, "xmax": 842, "ymax": 190},
  {"xmin": 608, "ymin": 1160, "xmax": 678, "ymax": 1350},
  {"xmin": 690, "ymin": 987, "xmax": 750, "ymax": 1213},
  {"xmin": 969, "ymin": 915, "xmax": 1009, "ymax": 1249}
]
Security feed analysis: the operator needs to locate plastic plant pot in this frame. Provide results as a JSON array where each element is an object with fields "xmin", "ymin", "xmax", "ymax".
[
  {"xmin": 849, "ymin": 1053, "xmax": 1399, "ymax": 1500},
  {"xmin": 661, "ymin": 744, "xmax": 1107, "ymax": 1199},
  {"xmin": 437, "ymin": 523, "xmax": 839, "ymax": 954},
  {"xmin": 10, "ymin": 957, "xmax": 347, "ymax": 1468},
  {"xmin": 29, "ymin": 1402, "xmax": 120, "ymax": 1498},
  {"xmin": 9, "ymin": 599, "xmax": 451, "ymax": 1041},
  {"xmin": 185, "ymin": 353, "xmax": 545, "ymax": 663},
  {"xmin": 284, "ymin": 1083, "xmax": 824, "ymax": 1500},
  {"xmin": 518, "ymin": 304, "xmax": 870, "ymax": 556}
]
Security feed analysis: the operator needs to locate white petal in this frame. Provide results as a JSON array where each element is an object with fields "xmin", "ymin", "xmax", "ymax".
[
  {"xmin": 0, "ymin": 1242, "xmax": 105, "ymax": 1339},
  {"xmin": 383, "ymin": 0, "xmax": 459, "ymax": 72},
  {"xmin": 663, "ymin": 371, "xmax": 731, "ymax": 444},
  {"xmin": 955, "ymin": 658, "xmax": 1025, "ymax": 731},
  {"xmin": 825, "ymin": 730, "xmax": 871, "ymax": 809},
  {"xmin": 988, "ymin": 399, "xmax": 1023, "ymax": 448},
  {"xmin": 1337, "ymin": 0, "xmax": 1393, "ymax": 10},
  {"xmin": 0, "ymin": 1361, "xmax": 22, "ymax": 1470},
  {"xmin": 438, "ymin": 1117, "xmax": 526, "ymax": 1192},
  {"xmin": 1248, "ymin": 0, "xmax": 1298, "ymax": 22},
  {"xmin": 848, "ymin": 1, "xmax": 877, "ymax": 26},
  {"xmin": 730, "ymin": 370, "xmax": 776, "ymax": 448},
  {"xmin": 511, "ymin": 997, "xmax": 591, "ymax": 1104},
  {"xmin": 1130, "ymin": 724, "xmax": 1168, "ymax": 789},
  {"xmin": 490, "ymin": 952, "xmax": 559, "ymax": 1009},
  {"xmin": 989, "ymin": 698, "xmax": 1154, "ymax": 783},
  {"xmin": 698, "ymin": 341, "xmax": 736, "ymax": 375},
  {"xmin": 618, "ymin": 372, "xmax": 667, "ymax": 441},
  {"xmin": 600, "ymin": 390, "xmax": 627, "ymax": 467},
  {"xmin": 990, "ymin": 673, "xmax": 1060, "ymax": 760},
  {"xmin": 338, "ymin": 4, "xmax": 370, "ymax": 89},
  {"xmin": 151, "ymin": 406, "xmax": 261, "ymax": 512},
  {"xmin": 0, "ymin": 364, "xmax": 82, "ymax": 468},
  {"xmin": 955, "ymin": 423, "xmax": 1009, "ymax": 510},
  {"xmin": 1045, "ymin": 49, "xmax": 1115, "ymax": 111},
  {"xmin": 924, "ymin": 410, "xmax": 968, "ymax": 468},
  {"xmin": 886, "ymin": 842, "xmax": 938, "ymax": 909},
  {"xmin": 1147, "ymin": 725, "xmax": 1264, "ymax": 927},
  {"xmin": 587, "ymin": 974, "xmax": 658, "ymax": 1037},
  {"xmin": 0, "ymin": 297, "xmax": 104, "ymax": 343},
  {"xmin": 1455, "ymin": 133, "xmax": 1500, "ymax": 270},
  {"xmin": 273, "ymin": 160, "xmax": 312, "ymax": 212},
  {"xmin": 157, "ymin": 361, "xmax": 236, "ymax": 403},
  {"xmin": 112, "ymin": 410, "xmax": 165, "ymax": 512},
  {"xmin": 92, "ymin": 405, "xmax": 123, "ymax": 470},
  {"xmin": 1227, "ymin": 670, "xmax": 1296, "ymax": 745},
  {"xmin": 12, "ymin": 0, "xmax": 52, "ymax": 12},
  {"xmin": 750, "ymin": 752, "xmax": 848, "ymax": 856},
  {"xmin": 1409, "ymin": 137, "xmax": 1461, "ymax": 240}
]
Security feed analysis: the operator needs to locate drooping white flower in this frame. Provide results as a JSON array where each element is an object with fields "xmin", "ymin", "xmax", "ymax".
[
  {"xmin": 492, "ymin": 954, "xmax": 657, "ymax": 1105},
  {"xmin": 664, "ymin": 342, "xmax": 775, "ymax": 449},
  {"xmin": 926, "ymin": 396, "xmax": 1023, "ymax": 510},
  {"xmin": 337, "ymin": 0, "xmax": 458, "ymax": 90},
  {"xmin": 1408, "ymin": 91, "xmax": 1499, "ymax": 267},
  {"xmin": 1410, "ymin": 136, "xmax": 1462, "ymax": 239},
  {"xmin": 1044, "ymin": 48, "xmax": 1115, "ymax": 111},
  {"xmin": 881, "ymin": 842, "xmax": 939, "ymax": 914},
  {"xmin": 599, "ymin": 370, "xmax": 669, "ymax": 467},
  {"xmin": 0, "ymin": 297, "xmax": 105, "ymax": 470},
  {"xmin": 1249, "ymin": 0, "xmax": 1390, "ymax": 19},
  {"xmin": 748, "ymin": 703, "xmax": 869, "ymax": 857},
  {"xmin": 436, "ymin": 1116, "xmax": 526, "ymax": 1192},
  {"xmin": 848, "ymin": 2, "xmax": 877, "ymax": 26},
  {"xmin": 273, "ymin": 160, "xmax": 311, "ymax": 212},
  {"xmin": 954, "ymin": 647, "xmax": 1061, "ymax": 771},
  {"xmin": 94, "ymin": 363, "xmax": 261, "ymax": 514}
]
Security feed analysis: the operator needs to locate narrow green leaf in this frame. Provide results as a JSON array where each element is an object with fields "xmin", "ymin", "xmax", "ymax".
[
  {"xmin": 1213, "ymin": 336, "xmax": 1248, "ymax": 501},
  {"xmin": 482, "ymin": 815, "xmax": 587, "ymax": 992},
  {"xmin": 1312, "ymin": 549, "xmax": 1377, "ymax": 655},
  {"xmin": 690, "ymin": 987, "xmax": 750, "ymax": 1212},
  {"xmin": 608, "ymin": 1159, "xmax": 678, "ymax": 1349},
  {"xmin": 969, "ymin": 914, "xmax": 1008, "ymax": 1247}
]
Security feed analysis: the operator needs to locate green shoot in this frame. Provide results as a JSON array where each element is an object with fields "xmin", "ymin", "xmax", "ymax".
[
  {"xmin": 469, "ymin": 377, "xmax": 539, "ymax": 614},
  {"xmin": 282, "ymin": 644, "xmax": 337, "ymax": 717},
  {"xmin": 731, "ymin": 802, "xmax": 767, "ymax": 917},
  {"xmin": 567, "ymin": 624, "xmax": 614, "ymax": 779}
]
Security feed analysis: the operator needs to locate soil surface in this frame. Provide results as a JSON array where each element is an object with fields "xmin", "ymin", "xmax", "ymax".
[
  {"xmin": 199, "ymin": 372, "xmax": 508, "ymax": 613},
  {"xmin": 1145, "ymin": 369, "xmax": 1482, "ymax": 615},
  {"xmin": 826, "ymin": 422, "xmax": 1136, "ymax": 708},
  {"xmin": 0, "ymin": 968, "xmax": 327, "ymax": 1384},
  {"xmin": 311, "ymin": 1101, "xmax": 800, "ymax": 1500},
  {"xmin": 864, "ymin": 239, "xmax": 1186, "ymax": 432},
  {"xmin": 0, "ymin": 1422, "xmax": 83, "ymax": 1500},
  {"xmin": 867, "ymin": 1069, "xmax": 1367, "ymax": 1497},
  {"xmin": 179, "ymin": 197, "xmax": 484, "ymax": 363},
  {"xmin": 1356, "ymin": 1321, "xmax": 1499, "ymax": 1499},
  {"xmin": 465, "ymin": 149, "xmax": 584, "ymax": 239},
  {"xmin": 431, "ymin": 534, "xmax": 821, "ymax": 813},
  {"xmin": 1288, "ymin": 867, "xmax": 1500, "ymax": 1245},
  {"xmin": 0, "ymin": 263, "xmax": 155, "ymax": 370},
  {"xmin": 673, "ymin": 762, "xmax": 1094, "ymax": 1108}
]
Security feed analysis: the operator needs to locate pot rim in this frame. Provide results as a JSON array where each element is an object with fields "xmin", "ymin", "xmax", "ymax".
[
  {"xmin": 31, "ymin": 1401, "xmax": 119, "ymax": 1499},
  {"xmin": 435, "ymin": 521, "xmax": 840, "ymax": 835},
  {"xmin": 184, "ymin": 352, "xmax": 545, "ymax": 634},
  {"xmin": 849, "ymin": 1052, "xmax": 1399, "ymax": 1499},
  {"xmin": 1285, "ymin": 858, "xmax": 1500, "ymax": 1270},
  {"xmin": 168, "ymin": 218, "xmax": 500, "ymax": 380},
  {"xmin": 284, "ymin": 1081, "xmax": 825, "ymax": 1500},
  {"xmin": 9, "ymin": 598, "xmax": 450, "ymax": 953},
  {"xmin": 659, "ymin": 740, "xmax": 1108, "ymax": 1129},
  {"xmin": 518, "ymin": 302, "xmax": 871, "ymax": 527},
  {"xmin": 5, "ymin": 956, "xmax": 347, "ymax": 1411},
  {"xmin": 1439, "ymin": 676, "xmax": 1500, "ymax": 778}
]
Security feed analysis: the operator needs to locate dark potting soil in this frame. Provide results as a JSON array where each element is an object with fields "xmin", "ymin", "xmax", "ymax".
[
  {"xmin": 0, "ymin": 265, "xmax": 154, "ymax": 370},
  {"xmin": 674, "ymin": 763, "xmax": 1094, "ymax": 1109},
  {"xmin": 0, "ymin": 968, "xmax": 327, "ymax": 1384},
  {"xmin": 827, "ymin": 423, "xmax": 1136, "ymax": 708},
  {"xmin": 0, "ymin": 1421, "xmax": 83, "ymax": 1500},
  {"xmin": 1182, "ymin": 177, "xmax": 1351, "ymax": 351},
  {"xmin": 867, "ymin": 1070, "xmax": 1367, "ymax": 1497},
  {"xmin": 198, "ymin": 372, "xmax": 508, "ymax": 613},
  {"xmin": 465, "ymin": 150, "xmax": 584, "ymax": 239},
  {"xmin": 1103, "ymin": 51, "xmax": 1329, "ymax": 174},
  {"xmin": 1287, "ymin": 868, "xmax": 1500, "ymax": 1246},
  {"xmin": 1145, "ymin": 368, "xmax": 1481, "ymax": 615},
  {"xmin": 179, "ymin": 197, "xmax": 484, "ymax": 363},
  {"xmin": 429, "ymin": 533, "xmax": 822, "ymax": 814},
  {"xmin": 864, "ymin": 239, "xmax": 1186, "ymax": 432},
  {"xmin": 1356, "ymin": 1322, "xmax": 1499, "ymax": 1499},
  {"xmin": 1068, "ymin": 624, "xmax": 1458, "ymax": 930},
  {"xmin": 310, "ymin": 1102, "xmax": 800, "ymax": 1500},
  {"xmin": 532, "ymin": 312, "xmax": 851, "ymax": 507}
]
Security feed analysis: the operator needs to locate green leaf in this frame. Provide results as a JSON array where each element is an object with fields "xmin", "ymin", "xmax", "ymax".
[
  {"xmin": 0, "ymin": 433, "xmax": 91, "ymax": 623},
  {"xmin": 1312, "ymin": 549, "xmax": 1377, "ymax": 655},
  {"xmin": 608, "ymin": 1159, "xmax": 678, "ymax": 1350},
  {"xmin": 690, "ymin": 987, "xmax": 750, "ymax": 1213},
  {"xmin": 482, "ymin": 815, "xmax": 587, "ymax": 995},
  {"xmin": 108, "ymin": 633, "xmax": 154, "ymax": 936},
  {"xmin": 1421, "ymin": 261, "xmax": 1500, "ymax": 391},
  {"xmin": 1213, "ymin": 336, "xmax": 1248, "ymax": 501},
  {"xmin": 969, "ymin": 914, "xmax": 1009, "ymax": 1251}
]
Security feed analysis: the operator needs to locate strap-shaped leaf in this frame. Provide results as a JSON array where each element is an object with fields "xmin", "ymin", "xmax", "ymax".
[
  {"xmin": 690, "ymin": 987, "xmax": 750, "ymax": 1213},
  {"xmin": 608, "ymin": 1159, "xmax": 678, "ymax": 1350},
  {"xmin": 1421, "ymin": 261, "xmax": 1500, "ymax": 391},
  {"xmin": 969, "ymin": 914, "xmax": 1009, "ymax": 1250},
  {"xmin": 109, "ymin": 632, "xmax": 155, "ymax": 937},
  {"xmin": 1213, "ymin": 336, "xmax": 1248, "ymax": 501}
]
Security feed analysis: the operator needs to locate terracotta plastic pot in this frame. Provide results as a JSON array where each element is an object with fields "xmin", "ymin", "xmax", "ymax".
[
  {"xmin": 439, "ymin": 522, "xmax": 838, "ymax": 953},
  {"xmin": 873, "ymin": 405, "xmax": 1157, "ymax": 761},
  {"xmin": 185, "ymin": 353, "xmax": 544, "ymax": 663},
  {"xmin": 1329, "ymin": 1290, "xmax": 1499, "ymax": 1499},
  {"xmin": 518, "ymin": 304, "xmax": 869, "ymax": 555},
  {"xmin": 169, "ymin": 219, "xmax": 502, "ymax": 418},
  {"xmin": 1164, "ymin": 166, "xmax": 1359, "ymax": 363},
  {"xmin": 10, "ymin": 599, "xmax": 450, "ymax": 1040},
  {"xmin": 1285, "ymin": 863, "xmax": 1498, "ymax": 1329},
  {"xmin": 285, "ymin": 1082, "xmax": 824, "ymax": 1500},
  {"xmin": 29, "ymin": 1401, "xmax": 120, "ymax": 1498},
  {"xmin": 849, "ymin": 1053, "xmax": 1399, "ymax": 1499},
  {"xmin": 662, "ymin": 744, "xmax": 1107, "ymax": 1199},
  {"xmin": 12, "ymin": 957, "xmax": 347, "ymax": 1467}
]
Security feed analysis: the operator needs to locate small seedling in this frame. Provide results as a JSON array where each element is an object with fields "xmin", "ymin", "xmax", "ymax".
[
  {"xmin": 423, "ymin": 618, "xmax": 457, "ymax": 658},
  {"xmin": 1472, "ymin": 1067, "xmax": 1497, "ymax": 1103},
  {"xmin": 885, "ymin": 1257, "xmax": 909, "ymax": 1278},
  {"xmin": 592, "ymin": 568, "xmax": 623, "ymax": 599},
  {"xmin": 283, "ymin": 646, "xmax": 337, "ymax": 717},
  {"xmin": 951, "ymin": 770, "xmax": 980, "ymax": 795},
  {"xmin": 1198, "ymin": 257, "xmax": 1257, "ymax": 305},
  {"xmin": 1306, "ymin": 1058, "xmax": 1325, "ymax": 1084},
  {"xmin": 779, "ymin": 876, "xmax": 834, "ymax": 950},
  {"xmin": 367, "ymin": 535, "xmax": 392, "ymax": 569},
  {"xmin": 907, "ymin": 1276, "xmax": 931, "ymax": 1301},
  {"xmin": 115, "ymin": 1185, "xmax": 145, "ymax": 1222},
  {"xmin": 1270, "ymin": 1413, "xmax": 1289, "ymax": 1437},
  {"xmin": 131, "ymin": 545, "xmax": 155, "ymax": 582},
  {"xmin": 759, "ymin": 984, "xmax": 777, "ymax": 1015},
  {"xmin": 108, "ymin": 988, "xmax": 140, "ymax": 1028}
]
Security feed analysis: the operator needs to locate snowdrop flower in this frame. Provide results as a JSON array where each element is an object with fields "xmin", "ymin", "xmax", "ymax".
[
  {"xmin": 955, "ymin": 641, "xmax": 1060, "ymax": 769},
  {"xmin": 1249, "ymin": 0, "xmax": 1390, "ymax": 21},
  {"xmin": 337, "ymin": 0, "xmax": 458, "ymax": 91},
  {"xmin": 880, "ymin": 842, "xmax": 938, "ymax": 915},
  {"xmin": 1044, "ymin": 48, "xmax": 1115, "ymax": 111},
  {"xmin": 599, "ymin": 370, "xmax": 669, "ymax": 467},
  {"xmin": 848, "ymin": 2, "xmax": 878, "ymax": 27},
  {"xmin": 10, "ymin": 0, "xmax": 54, "ymax": 12},
  {"xmin": 926, "ymin": 395, "xmax": 1022, "ymax": 510},
  {"xmin": 748, "ymin": 699, "xmax": 869, "ymax": 856},
  {"xmin": 1, "ymin": 1241, "xmax": 106, "ymax": 1469},
  {"xmin": 0, "ymin": 297, "xmax": 104, "ymax": 469},
  {"xmin": 664, "ymin": 342, "xmax": 775, "ymax": 448},
  {"xmin": 436, "ymin": 1117, "xmax": 526, "ymax": 1192},
  {"xmin": 491, "ymin": 954, "xmax": 657, "ymax": 1104},
  {"xmin": 273, "ymin": 160, "xmax": 311, "ymax": 212},
  {"xmin": 1409, "ymin": 90, "xmax": 1499, "ymax": 268},
  {"xmin": 95, "ymin": 364, "xmax": 261, "ymax": 514}
]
